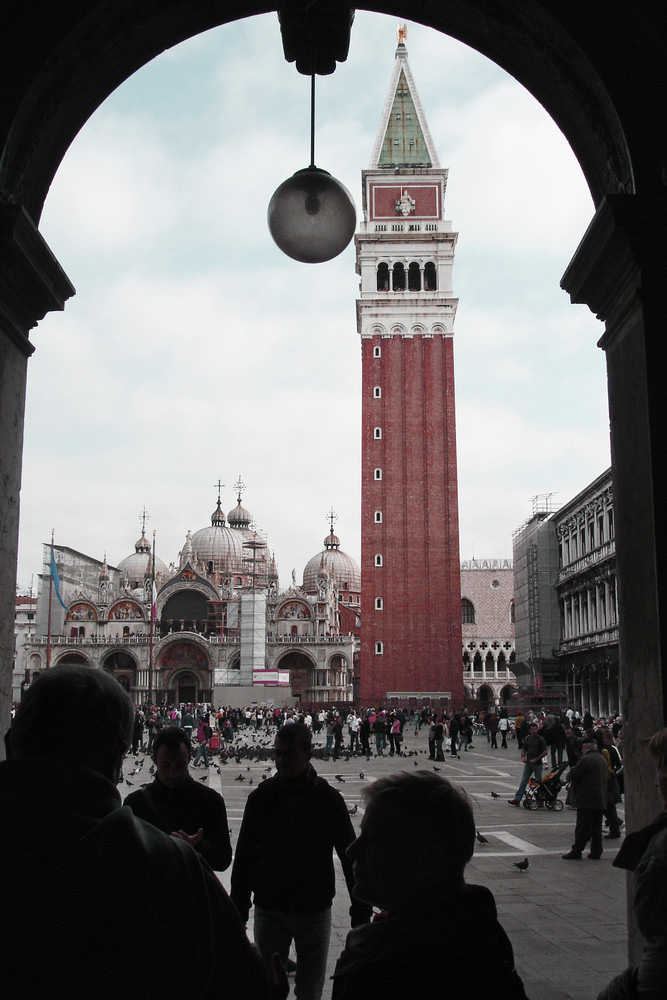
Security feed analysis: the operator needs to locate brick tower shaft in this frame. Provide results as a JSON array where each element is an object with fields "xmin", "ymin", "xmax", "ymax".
[{"xmin": 356, "ymin": 28, "xmax": 463, "ymax": 707}]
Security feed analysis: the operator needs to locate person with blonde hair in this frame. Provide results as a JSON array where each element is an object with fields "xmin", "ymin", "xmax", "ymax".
[{"xmin": 598, "ymin": 727, "xmax": 667, "ymax": 1000}]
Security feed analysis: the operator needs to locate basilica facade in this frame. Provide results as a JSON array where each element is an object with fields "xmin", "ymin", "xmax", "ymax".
[{"xmin": 16, "ymin": 491, "xmax": 359, "ymax": 707}]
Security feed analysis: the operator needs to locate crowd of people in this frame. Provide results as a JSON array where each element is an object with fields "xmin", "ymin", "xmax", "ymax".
[{"xmin": 5, "ymin": 674, "xmax": 663, "ymax": 1000}]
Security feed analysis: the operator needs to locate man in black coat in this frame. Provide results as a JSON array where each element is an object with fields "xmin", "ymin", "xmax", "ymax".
[
  {"xmin": 562, "ymin": 740, "xmax": 609, "ymax": 860},
  {"xmin": 1, "ymin": 666, "xmax": 269, "ymax": 1000},
  {"xmin": 231, "ymin": 723, "xmax": 371, "ymax": 1000},
  {"xmin": 124, "ymin": 726, "xmax": 232, "ymax": 871}
]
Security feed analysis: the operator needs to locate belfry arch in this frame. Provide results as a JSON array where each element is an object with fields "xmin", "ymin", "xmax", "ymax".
[{"xmin": 1, "ymin": 11, "xmax": 667, "ymax": 956}]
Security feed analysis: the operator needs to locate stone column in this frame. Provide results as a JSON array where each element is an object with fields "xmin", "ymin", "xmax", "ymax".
[
  {"xmin": 562, "ymin": 194, "xmax": 667, "ymax": 961},
  {"xmin": 0, "ymin": 208, "xmax": 74, "ymax": 751}
]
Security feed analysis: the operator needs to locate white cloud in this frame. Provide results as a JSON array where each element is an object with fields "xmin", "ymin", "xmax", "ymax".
[{"xmin": 18, "ymin": 12, "xmax": 610, "ymax": 593}]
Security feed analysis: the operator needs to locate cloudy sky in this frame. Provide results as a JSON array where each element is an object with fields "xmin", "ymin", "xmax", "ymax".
[{"xmin": 16, "ymin": 11, "xmax": 610, "ymax": 593}]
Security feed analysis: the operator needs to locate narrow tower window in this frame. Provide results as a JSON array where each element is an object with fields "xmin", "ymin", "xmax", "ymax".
[
  {"xmin": 375, "ymin": 597, "xmax": 383, "ymax": 610},
  {"xmin": 392, "ymin": 262, "xmax": 406, "ymax": 291},
  {"xmin": 375, "ymin": 554, "xmax": 383, "ymax": 567},
  {"xmin": 373, "ymin": 427, "xmax": 382, "ymax": 439},
  {"xmin": 375, "ymin": 641, "xmax": 384, "ymax": 654},
  {"xmin": 424, "ymin": 261, "xmax": 437, "ymax": 290},
  {"xmin": 408, "ymin": 262, "xmax": 421, "ymax": 291},
  {"xmin": 373, "ymin": 386, "xmax": 382, "ymax": 398},
  {"xmin": 373, "ymin": 345, "xmax": 381, "ymax": 358},
  {"xmin": 376, "ymin": 262, "xmax": 389, "ymax": 291},
  {"xmin": 374, "ymin": 510, "xmax": 382, "ymax": 523},
  {"xmin": 374, "ymin": 468, "xmax": 382, "ymax": 480}
]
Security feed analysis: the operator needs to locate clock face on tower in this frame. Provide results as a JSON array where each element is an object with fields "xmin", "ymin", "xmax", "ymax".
[{"xmin": 368, "ymin": 181, "xmax": 441, "ymax": 221}]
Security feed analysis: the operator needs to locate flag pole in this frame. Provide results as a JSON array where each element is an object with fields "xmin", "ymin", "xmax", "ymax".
[
  {"xmin": 46, "ymin": 529, "xmax": 54, "ymax": 668},
  {"xmin": 148, "ymin": 530, "xmax": 156, "ymax": 706}
]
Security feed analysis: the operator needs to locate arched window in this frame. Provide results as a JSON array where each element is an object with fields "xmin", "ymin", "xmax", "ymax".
[
  {"xmin": 392, "ymin": 261, "xmax": 405, "ymax": 291},
  {"xmin": 424, "ymin": 261, "xmax": 437, "ymax": 290},
  {"xmin": 376, "ymin": 262, "xmax": 389, "ymax": 291},
  {"xmin": 461, "ymin": 598, "xmax": 476, "ymax": 624},
  {"xmin": 373, "ymin": 385, "xmax": 381, "ymax": 398},
  {"xmin": 374, "ymin": 510, "xmax": 382, "ymax": 523},
  {"xmin": 374, "ymin": 427, "xmax": 382, "ymax": 439},
  {"xmin": 375, "ymin": 597, "xmax": 383, "ymax": 610},
  {"xmin": 408, "ymin": 261, "xmax": 421, "ymax": 290},
  {"xmin": 374, "ymin": 468, "xmax": 382, "ymax": 480},
  {"xmin": 373, "ymin": 345, "xmax": 381, "ymax": 358},
  {"xmin": 375, "ymin": 641, "xmax": 384, "ymax": 654},
  {"xmin": 375, "ymin": 554, "xmax": 383, "ymax": 567}
]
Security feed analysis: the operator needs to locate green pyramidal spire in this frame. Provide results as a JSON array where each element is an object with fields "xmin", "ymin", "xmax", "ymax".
[{"xmin": 370, "ymin": 29, "xmax": 439, "ymax": 170}]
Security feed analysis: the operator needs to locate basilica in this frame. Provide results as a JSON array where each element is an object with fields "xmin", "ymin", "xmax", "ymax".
[{"xmin": 17, "ymin": 487, "xmax": 360, "ymax": 707}]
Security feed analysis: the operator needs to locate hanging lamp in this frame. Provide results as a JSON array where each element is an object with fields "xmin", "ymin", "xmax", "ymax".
[{"xmin": 267, "ymin": 48, "xmax": 356, "ymax": 263}]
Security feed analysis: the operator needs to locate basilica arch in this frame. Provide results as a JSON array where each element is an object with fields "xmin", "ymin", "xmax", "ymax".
[
  {"xmin": 274, "ymin": 650, "xmax": 315, "ymax": 702},
  {"xmin": 155, "ymin": 635, "xmax": 213, "ymax": 703},
  {"xmin": 101, "ymin": 649, "xmax": 139, "ymax": 694},
  {"xmin": 1, "ymin": 4, "xmax": 667, "ymax": 955}
]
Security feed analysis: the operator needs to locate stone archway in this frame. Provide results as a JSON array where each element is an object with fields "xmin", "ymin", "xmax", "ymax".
[
  {"xmin": 52, "ymin": 652, "xmax": 91, "ymax": 667},
  {"xmin": 275, "ymin": 650, "xmax": 315, "ymax": 701},
  {"xmin": 1, "ymin": 9, "xmax": 666, "ymax": 921}
]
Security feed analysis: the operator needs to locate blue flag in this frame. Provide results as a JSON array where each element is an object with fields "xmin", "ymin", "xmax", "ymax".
[{"xmin": 51, "ymin": 549, "xmax": 70, "ymax": 612}]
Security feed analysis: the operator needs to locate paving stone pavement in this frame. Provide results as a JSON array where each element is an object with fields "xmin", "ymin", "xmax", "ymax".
[{"xmin": 121, "ymin": 725, "xmax": 629, "ymax": 999}]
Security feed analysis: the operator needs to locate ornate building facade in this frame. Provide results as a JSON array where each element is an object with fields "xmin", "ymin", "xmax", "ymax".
[
  {"xmin": 15, "ymin": 491, "xmax": 360, "ymax": 707},
  {"xmin": 357, "ymin": 32, "xmax": 463, "ymax": 705},
  {"xmin": 461, "ymin": 559, "xmax": 517, "ymax": 707},
  {"xmin": 512, "ymin": 470, "xmax": 619, "ymax": 715},
  {"xmin": 553, "ymin": 468, "xmax": 618, "ymax": 716}
]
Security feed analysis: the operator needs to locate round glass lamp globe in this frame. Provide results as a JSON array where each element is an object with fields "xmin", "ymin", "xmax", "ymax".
[{"xmin": 267, "ymin": 166, "xmax": 357, "ymax": 263}]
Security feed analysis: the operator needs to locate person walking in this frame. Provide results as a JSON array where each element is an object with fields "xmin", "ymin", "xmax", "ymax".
[
  {"xmin": 448, "ymin": 714, "xmax": 461, "ymax": 758},
  {"xmin": 508, "ymin": 723, "xmax": 548, "ymax": 806},
  {"xmin": 231, "ymin": 723, "xmax": 371, "ymax": 1000},
  {"xmin": 562, "ymin": 739, "xmax": 609, "ymax": 860},
  {"xmin": 498, "ymin": 710, "xmax": 509, "ymax": 749}
]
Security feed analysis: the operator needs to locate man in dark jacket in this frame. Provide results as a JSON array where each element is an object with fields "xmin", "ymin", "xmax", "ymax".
[
  {"xmin": 332, "ymin": 771, "xmax": 528, "ymax": 1000},
  {"xmin": 508, "ymin": 722, "xmax": 548, "ymax": 806},
  {"xmin": 562, "ymin": 739, "xmax": 609, "ymax": 860},
  {"xmin": 231, "ymin": 723, "xmax": 371, "ymax": 1000},
  {"xmin": 1, "ymin": 666, "xmax": 270, "ymax": 1000},
  {"xmin": 125, "ymin": 726, "xmax": 232, "ymax": 871}
]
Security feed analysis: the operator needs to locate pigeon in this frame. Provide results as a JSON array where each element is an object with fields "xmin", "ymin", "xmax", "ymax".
[
  {"xmin": 235, "ymin": 773, "xmax": 245, "ymax": 782},
  {"xmin": 335, "ymin": 775, "xmax": 345, "ymax": 782},
  {"xmin": 125, "ymin": 779, "xmax": 133, "ymax": 786},
  {"xmin": 414, "ymin": 760, "xmax": 419, "ymax": 767},
  {"xmin": 490, "ymin": 791, "xmax": 500, "ymax": 798},
  {"xmin": 249, "ymin": 778, "xmax": 254, "ymax": 785},
  {"xmin": 199, "ymin": 775, "xmax": 207, "ymax": 782},
  {"xmin": 348, "ymin": 804, "xmax": 358, "ymax": 815},
  {"xmin": 513, "ymin": 858, "xmax": 530, "ymax": 871},
  {"xmin": 359, "ymin": 772, "xmax": 365, "ymax": 779},
  {"xmin": 476, "ymin": 831, "xmax": 489, "ymax": 845},
  {"xmin": 432, "ymin": 766, "xmax": 441, "ymax": 772}
]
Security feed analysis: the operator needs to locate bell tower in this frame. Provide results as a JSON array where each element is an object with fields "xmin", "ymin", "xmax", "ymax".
[{"xmin": 356, "ymin": 27, "xmax": 463, "ymax": 706}]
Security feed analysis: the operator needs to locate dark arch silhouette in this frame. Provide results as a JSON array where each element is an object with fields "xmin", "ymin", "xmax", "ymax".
[
  {"xmin": 1, "ymin": 6, "xmax": 667, "ymax": 959},
  {"xmin": 0, "ymin": 4, "xmax": 637, "ymax": 223}
]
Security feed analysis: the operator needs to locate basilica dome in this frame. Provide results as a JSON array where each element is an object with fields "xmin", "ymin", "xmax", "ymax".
[
  {"xmin": 303, "ymin": 530, "xmax": 361, "ymax": 595},
  {"xmin": 228, "ymin": 499, "xmax": 252, "ymax": 531},
  {"xmin": 117, "ymin": 530, "xmax": 168, "ymax": 589},
  {"xmin": 191, "ymin": 499, "xmax": 244, "ymax": 577}
]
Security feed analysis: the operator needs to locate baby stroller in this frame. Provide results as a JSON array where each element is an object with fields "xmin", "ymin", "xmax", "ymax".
[{"xmin": 523, "ymin": 762, "xmax": 568, "ymax": 810}]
